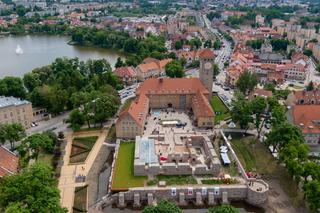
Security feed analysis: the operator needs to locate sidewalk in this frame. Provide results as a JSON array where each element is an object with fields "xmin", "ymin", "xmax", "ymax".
[{"xmin": 58, "ymin": 130, "xmax": 107, "ymax": 212}]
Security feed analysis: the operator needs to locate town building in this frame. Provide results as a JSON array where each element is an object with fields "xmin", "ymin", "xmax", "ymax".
[
  {"xmin": 135, "ymin": 58, "xmax": 172, "ymax": 81},
  {"xmin": 113, "ymin": 66, "xmax": 137, "ymax": 85},
  {"xmin": 0, "ymin": 146, "xmax": 19, "ymax": 178},
  {"xmin": 286, "ymin": 90, "xmax": 320, "ymax": 106},
  {"xmin": 288, "ymin": 105, "xmax": 320, "ymax": 146},
  {"xmin": 0, "ymin": 96, "xmax": 33, "ymax": 129},
  {"xmin": 116, "ymin": 78, "xmax": 215, "ymax": 139}
]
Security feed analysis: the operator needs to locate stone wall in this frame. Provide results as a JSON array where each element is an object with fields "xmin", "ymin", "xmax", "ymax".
[{"xmin": 111, "ymin": 184, "xmax": 252, "ymax": 208}]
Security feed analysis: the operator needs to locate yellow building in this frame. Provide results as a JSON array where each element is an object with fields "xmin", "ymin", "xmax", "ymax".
[{"xmin": 0, "ymin": 96, "xmax": 33, "ymax": 129}]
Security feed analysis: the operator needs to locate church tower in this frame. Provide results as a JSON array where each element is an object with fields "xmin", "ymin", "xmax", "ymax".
[{"xmin": 199, "ymin": 49, "xmax": 215, "ymax": 98}]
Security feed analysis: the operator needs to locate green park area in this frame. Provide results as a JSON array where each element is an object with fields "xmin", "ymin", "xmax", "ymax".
[
  {"xmin": 210, "ymin": 95, "xmax": 230, "ymax": 124},
  {"xmin": 69, "ymin": 136, "xmax": 98, "ymax": 164},
  {"xmin": 231, "ymin": 136, "xmax": 305, "ymax": 207},
  {"xmin": 112, "ymin": 142, "xmax": 146, "ymax": 190}
]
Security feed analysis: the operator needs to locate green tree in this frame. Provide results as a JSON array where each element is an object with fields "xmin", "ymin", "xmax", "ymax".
[
  {"xmin": 142, "ymin": 200, "xmax": 182, "ymax": 213},
  {"xmin": 115, "ymin": 57, "xmax": 125, "ymax": 68},
  {"xmin": 165, "ymin": 60, "xmax": 184, "ymax": 78},
  {"xmin": 68, "ymin": 109, "xmax": 85, "ymax": 131},
  {"xmin": 207, "ymin": 11, "xmax": 221, "ymax": 21},
  {"xmin": 189, "ymin": 38, "xmax": 202, "ymax": 50},
  {"xmin": 204, "ymin": 40, "xmax": 212, "ymax": 48},
  {"xmin": 265, "ymin": 122, "xmax": 304, "ymax": 152},
  {"xmin": 304, "ymin": 180, "xmax": 320, "ymax": 212},
  {"xmin": 303, "ymin": 48, "xmax": 313, "ymax": 57},
  {"xmin": 0, "ymin": 163, "xmax": 67, "ymax": 213},
  {"xmin": 231, "ymin": 93, "xmax": 253, "ymax": 130},
  {"xmin": 250, "ymin": 96, "xmax": 267, "ymax": 138},
  {"xmin": 306, "ymin": 81, "xmax": 314, "ymax": 91},
  {"xmin": 23, "ymin": 72, "xmax": 42, "ymax": 92},
  {"xmin": 213, "ymin": 39, "xmax": 222, "ymax": 50},
  {"xmin": 16, "ymin": 5, "xmax": 27, "ymax": 17},
  {"xmin": 18, "ymin": 133, "xmax": 54, "ymax": 161},
  {"xmin": 89, "ymin": 95, "xmax": 120, "ymax": 127},
  {"xmin": 270, "ymin": 38, "xmax": 289, "ymax": 51},
  {"xmin": 246, "ymin": 39, "xmax": 263, "ymax": 49},
  {"xmin": 236, "ymin": 71, "xmax": 258, "ymax": 95},
  {"xmin": 269, "ymin": 105, "xmax": 286, "ymax": 127},
  {"xmin": 207, "ymin": 205, "xmax": 240, "ymax": 213},
  {"xmin": 0, "ymin": 76, "xmax": 26, "ymax": 98},
  {"xmin": 213, "ymin": 64, "xmax": 220, "ymax": 79},
  {"xmin": 302, "ymin": 162, "xmax": 320, "ymax": 181},
  {"xmin": 2, "ymin": 123, "xmax": 25, "ymax": 150},
  {"xmin": 174, "ymin": 40, "xmax": 183, "ymax": 50}
]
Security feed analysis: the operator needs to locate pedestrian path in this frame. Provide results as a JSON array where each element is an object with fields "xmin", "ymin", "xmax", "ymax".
[{"xmin": 58, "ymin": 130, "xmax": 107, "ymax": 212}]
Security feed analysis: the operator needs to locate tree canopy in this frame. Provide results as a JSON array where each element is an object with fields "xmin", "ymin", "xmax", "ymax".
[
  {"xmin": 0, "ymin": 163, "xmax": 66, "ymax": 213},
  {"xmin": 236, "ymin": 71, "xmax": 258, "ymax": 95},
  {"xmin": 207, "ymin": 205, "xmax": 240, "ymax": 213},
  {"xmin": 165, "ymin": 60, "xmax": 184, "ymax": 78}
]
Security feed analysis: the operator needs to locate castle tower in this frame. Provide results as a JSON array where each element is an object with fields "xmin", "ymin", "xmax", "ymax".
[{"xmin": 199, "ymin": 49, "xmax": 215, "ymax": 98}]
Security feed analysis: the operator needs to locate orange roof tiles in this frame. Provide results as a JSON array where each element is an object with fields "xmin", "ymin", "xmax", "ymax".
[
  {"xmin": 0, "ymin": 146, "xmax": 19, "ymax": 177},
  {"xmin": 291, "ymin": 105, "xmax": 320, "ymax": 134},
  {"xmin": 118, "ymin": 78, "xmax": 214, "ymax": 127},
  {"xmin": 114, "ymin": 66, "xmax": 136, "ymax": 78},
  {"xmin": 136, "ymin": 78, "xmax": 209, "ymax": 95},
  {"xmin": 199, "ymin": 49, "xmax": 215, "ymax": 59}
]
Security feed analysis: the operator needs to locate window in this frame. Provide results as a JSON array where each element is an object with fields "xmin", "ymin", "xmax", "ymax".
[{"xmin": 10, "ymin": 112, "xmax": 13, "ymax": 117}]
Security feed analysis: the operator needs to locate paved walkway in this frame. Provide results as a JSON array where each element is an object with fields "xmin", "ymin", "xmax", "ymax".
[{"xmin": 58, "ymin": 130, "xmax": 107, "ymax": 212}]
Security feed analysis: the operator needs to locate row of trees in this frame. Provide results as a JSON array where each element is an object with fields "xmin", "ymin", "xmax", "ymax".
[
  {"xmin": 174, "ymin": 38, "xmax": 202, "ymax": 51},
  {"xmin": 10, "ymin": 57, "xmax": 121, "ymax": 115},
  {"xmin": 71, "ymin": 27, "xmax": 167, "ymax": 67},
  {"xmin": 265, "ymin": 122, "xmax": 320, "ymax": 212}
]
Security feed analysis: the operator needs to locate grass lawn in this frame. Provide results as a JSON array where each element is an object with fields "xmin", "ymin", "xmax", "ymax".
[
  {"xmin": 74, "ymin": 127, "xmax": 102, "ymax": 133},
  {"xmin": 73, "ymin": 186, "xmax": 87, "ymax": 213},
  {"xmin": 69, "ymin": 136, "xmax": 98, "ymax": 164},
  {"xmin": 147, "ymin": 175, "xmax": 197, "ymax": 186},
  {"xmin": 231, "ymin": 136, "xmax": 305, "ymax": 208},
  {"xmin": 112, "ymin": 142, "xmax": 146, "ymax": 190},
  {"xmin": 37, "ymin": 152, "xmax": 53, "ymax": 167},
  {"xmin": 210, "ymin": 95, "xmax": 230, "ymax": 124}
]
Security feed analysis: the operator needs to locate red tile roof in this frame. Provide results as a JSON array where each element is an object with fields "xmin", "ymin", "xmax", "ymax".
[
  {"xmin": 118, "ymin": 78, "xmax": 214, "ymax": 127},
  {"xmin": 0, "ymin": 146, "xmax": 19, "ymax": 178},
  {"xmin": 114, "ymin": 66, "xmax": 136, "ymax": 78},
  {"xmin": 199, "ymin": 49, "xmax": 215, "ymax": 59},
  {"xmin": 291, "ymin": 105, "xmax": 320, "ymax": 134}
]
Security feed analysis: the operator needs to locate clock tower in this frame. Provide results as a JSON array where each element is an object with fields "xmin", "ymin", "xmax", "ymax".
[{"xmin": 199, "ymin": 49, "xmax": 215, "ymax": 98}]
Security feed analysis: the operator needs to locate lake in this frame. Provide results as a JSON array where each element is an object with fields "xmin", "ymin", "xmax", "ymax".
[{"xmin": 0, "ymin": 35, "xmax": 125, "ymax": 78}]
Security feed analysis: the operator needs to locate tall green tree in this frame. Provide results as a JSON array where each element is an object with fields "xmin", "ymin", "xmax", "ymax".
[
  {"xmin": 265, "ymin": 122, "xmax": 304, "ymax": 152},
  {"xmin": 18, "ymin": 133, "xmax": 54, "ymax": 161},
  {"xmin": 236, "ymin": 71, "xmax": 258, "ymax": 95},
  {"xmin": 115, "ymin": 57, "xmax": 125, "ymax": 68},
  {"xmin": 304, "ymin": 180, "xmax": 320, "ymax": 212},
  {"xmin": 0, "ymin": 163, "xmax": 67, "ymax": 213},
  {"xmin": 250, "ymin": 96, "xmax": 267, "ymax": 138},
  {"xmin": 231, "ymin": 93, "xmax": 253, "ymax": 130},
  {"xmin": 2, "ymin": 123, "xmax": 25, "ymax": 150},
  {"xmin": 68, "ymin": 109, "xmax": 85, "ymax": 131},
  {"xmin": 213, "ymin": 39, "xmax": 222, "ymax": 50},
  {"xmin": 165, "ymin": 60, "xmax": 184, "ymax": 78},
  {"xmin": 0, "ymin": 76, "xmax": 26, "ymax": 98}
]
